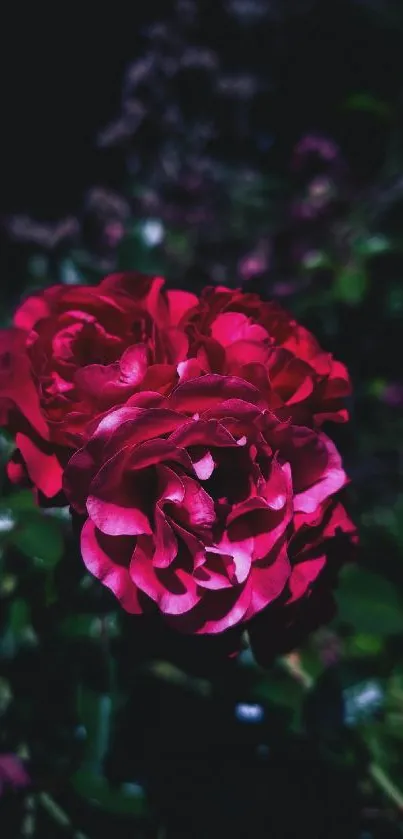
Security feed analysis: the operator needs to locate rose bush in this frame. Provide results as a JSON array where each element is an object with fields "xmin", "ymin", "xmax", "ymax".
[
  {"xmin": 0, "ymin": 273, "xmax": 197, "ymax": 499},
  {"xmin": 64, "ymin": 374, "xmax": 349, "ymax": 634}
]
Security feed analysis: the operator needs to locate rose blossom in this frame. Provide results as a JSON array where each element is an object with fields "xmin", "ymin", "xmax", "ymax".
[
  {"xmin": 175, "ymin": 286, "xmax": 351, "ymax": 426},
  {"xmin": 0, "ymin": 273, "xmax": 198, "ymax": 499},
  {"xmin": 64, "ymin": 374, "xmax": 347, "ymax": 635}
]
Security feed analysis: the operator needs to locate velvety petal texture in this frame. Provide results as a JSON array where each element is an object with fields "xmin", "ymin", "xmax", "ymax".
[
  {"xmin": 0, "ymin": 272, "xmax": 355, "ymax": 650},
  {"xmin": 64, "ymin": 374, "xmax": 350, "ymax": 635},
  {"xmin": 0, "ymin": 273, "xmax": 194, "ymax": 499}
]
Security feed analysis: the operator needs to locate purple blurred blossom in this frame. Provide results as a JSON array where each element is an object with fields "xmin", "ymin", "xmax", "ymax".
[
  {"xmin": 0, "ymin": 755, "xmax": 30, "ymax": 796},
  {"xmin": 381, "ymin": 383, "xmax": 403, "ymax": 407}
]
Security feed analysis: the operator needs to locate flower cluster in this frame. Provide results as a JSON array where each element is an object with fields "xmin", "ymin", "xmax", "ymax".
[{"xmin": 0, "ymin": 272, "xmax": 356, "ymax": 655}]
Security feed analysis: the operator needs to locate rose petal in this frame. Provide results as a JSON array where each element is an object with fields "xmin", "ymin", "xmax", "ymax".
[{"xmin": 81, "ymin": 520, "xmax": 143, "ymax": 614}]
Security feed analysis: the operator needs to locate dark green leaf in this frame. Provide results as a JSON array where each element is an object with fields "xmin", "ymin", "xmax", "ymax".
[
  {"xmin": 344, "ymin": 93, "xmax": 392, "ymax": 120},
  {"xmin": 10, "ymin": 513, "xmax": 64, "ymax": 567},
  {"xmin": 77, "ymin": 686, "xmax": 112, "ymax": 773},
  {"xmin": 72, "ymin": 770, "xmax": 148, "ymax": 817},
  {"xmin": 333, "ymin": 264, "xmax": 368, "ymax": 305},
  {"xmin": 336, "ymin": 566, "xmax": 403, "ymax": 636}
]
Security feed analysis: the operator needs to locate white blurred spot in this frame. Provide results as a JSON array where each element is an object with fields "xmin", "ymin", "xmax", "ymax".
[
  {"xmin": 235, "ymin": 702, "xmax": 264, "ymax": 723},
  {"xmin": 141, "ymin": 219, "xmax": 164, "ymax": 247}
]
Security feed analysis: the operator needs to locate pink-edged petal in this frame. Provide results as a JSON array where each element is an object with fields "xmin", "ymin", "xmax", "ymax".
[
  {"xmin": 169, "ymin": 418, "xmax": 237, "ymax": 450},
  {"xmin": 207, "ymin": 537, "xmax": 252, "ymax": 586},
  {"xmin": 177, "ymin": 358, "xmax": 205, "ymax": 381},
  {"xmin": 13, "ymin": 294, "xmax": 51, "ymax": 330},
  {"xmin": 226, "ymin": 340, "xmax": 270, "ymax": 369},
  {"xmin": 177, "ymin": 476, "xmax": 216, "ymax": 530},
  {"xmin": 90, "ymin": 406, "xmax": 140, "ymax": 443},
  {"xmin": 293, "ymin": 434, "xmax": 347, "ymax": 514},
  {"xmin": 130, "ymin": 541, "xmax": 201, "ymax": 615},
  {"xmin": 63, "ymin": 446, "xmax": 97, "ymax": 512},
  {"xmin": 201, "ymin": 398, "xmax": 262, "ymax": 425},
  {"xmin": 128, "ymin": 438, "xmax": 194, "ymax": 472},
  {"xmin": 126, "ymin": 391, "xmax": 167, "ymax": 409},
  {"xmin": 211, "ymin": 312, "xmax": 269, "ymax": 347},
  {"xmin": 288, "ymin": 556, "xmax": 326, "ymax": 603},
  {"xmin": 170, "ymin": 520, "xmax": 206, "ymax": 568},
  {"xmin": 285, "ymin": 374, "xmax": 314, "ymax": 406},
  {"xmin": 87, "ymin": 495, "xmax": 152, "ymax": 537},
  {"xmin": 87, "ymin": 450, "xmax": 152, "ymax": 536},
  {"xmin": 141, "ymin": 364, "xmax": 177, "ymax": 394},
  {"xmin": 119, "ymin": 344, "xmax": 149, "ymax": 383},
  {"xmin": 244, "ymin": 542, "xmax": 290, "ymax": 619},
  {"xmin": 162, "ymin": 328, "xmax": 189, "ymax": 364},
  {"xmin": 197, "ymin": 582, "xmax": 253, "ymax": 634},
  {"xmin": 100, "ymin": 272, "xmax": 166, "ymax": 319},
  {"xmin": 153, "ymin": 506, "xmax": 178, "ymax": 568},
  {"xmin": 166, "ymin": 289, "xmax": 199, "ymax": 325},
  {"xmin": 227, "ymin": 476, "xmax": 292, "ymax": 562},
  {"xmin": 0, "ymin": 329, "xmax": 49, "ymax": 439},
  {"xmin": 193, "ymin": 450, "xmax": 215, "ymax": 480},
  {"xmin": 193, "ymin": 553, "xmax": 233, "ymax": 590},
  {"xmin": 81, "ymin": 519, "xmax": 143, "ymax": 614},
  {"xmin": 169, "ymin": 374, "xmax": 265, "ymax": 414},
  {"xmin": 157, "ymin": 464, "xmax": 185, "ymax": 504},
  {"xmin": 16, "ymin": 433, "xmax": 62, "ymax": 498}
]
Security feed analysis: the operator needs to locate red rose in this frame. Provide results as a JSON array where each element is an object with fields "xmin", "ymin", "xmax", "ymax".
[
  {"xmin": 176, "ymin": 287, "xmax": 351, "ymax": 426},
  {"xmin": 64, "ymin": 375, "xmax": 347, "ymax": 635},
  {"xmin": 0, "ymin": 273, "xmax": 198, "ymax": 499},
  {"xmin": 248, "ymin": 497, "xmax": 358, "ymax": 662}
]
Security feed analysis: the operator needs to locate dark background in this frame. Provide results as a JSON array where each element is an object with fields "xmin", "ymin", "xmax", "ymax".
[
  {"xmin": 1, "ymin": 3, "xmax": 403, "ymax": 838},
  {"xmin": 3, "ymin": 2, "xmax": 403, "ymax": 217}
]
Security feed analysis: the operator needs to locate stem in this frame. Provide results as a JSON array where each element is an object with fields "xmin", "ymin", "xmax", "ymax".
[
  {"xmin": 279, "ymin": 653, "xmax": 314, "ymax": 690},
  {"xmin": 38, "ymin": 792, "xmax": 90, "ymax": 839},
  {"xmin": 369, "ymin": 763, "xmax": 403, "ymax": 813},
  {"xmin": 280, "ymin": 656, "xmax": 403, "ymax": 815},
  {"xmin": 21, "ymin": 795, "xmax": 36, "ymax": 837}
]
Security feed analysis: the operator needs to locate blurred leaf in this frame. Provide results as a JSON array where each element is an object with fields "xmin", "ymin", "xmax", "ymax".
[
  {"xmin": 344, "ymin": 93, "xmax": 392, "ymax": 120},
  {"xmin": 386, "ymin": 284, "xmax": 403, "ymax": 316},
  {"xmin": 353, "ymin": 234, "xmax": 391, "ymax": 258},
  {"xmin": 333, "ymin": 263, "xmax": 368, "ymax": 305},
  {"xmin": 9, "ymin": 598, "xmax": 30, "ymax": 636},
  {"xmin": 5, "ymin": 490, "xmax": 36, "ymax": 513},
  {"xmin": 346, "ymin": 633, "xmax": 384, "ymax": 657},
  {"xmin": 77, "ymin": 686, "xmax": 112, "ymax": 774},
  {"xmin": 336, "ymin": 566, "xmax": 403, "ymax": 636},
  {"xmin": 117, "ymin": 227, "xmax": 165, "ymax": 274},
  {"xmin": 10, "ymin": 513, "xmax": 64, "ymax": 567},
  {"xmin": 72, "ymin": 770, "xmax": 148, "ymax": 817},
  {"xmin": 301, "ymin": 250, "xmax": 333, "ymax": 271},
  {"xmin": 59, "ymin": 614, "xmax": 101, "ymax": 640}
]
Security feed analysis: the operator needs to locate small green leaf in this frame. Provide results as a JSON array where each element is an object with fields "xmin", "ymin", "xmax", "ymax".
[
  {"xmin": 344, "ymin": 93, "xmax": 391, "ymax": 120},
  {"xmin": 10, "ymin": 513, "xmax": 64, "ymax": 567},
  {"xmin": 353, "ymin": 234, "xmax": 390, "ymax": 258},
  {"xmin": 336, "ymin": 566, "xmax": 403, "ymax": 636},
  {"xmin": 333, "ymin": 264, "xmax": 368, "ymax": 305},
  {"xmin": 347, "ymin": 634, "xmax": 384, "ymax": 657}
]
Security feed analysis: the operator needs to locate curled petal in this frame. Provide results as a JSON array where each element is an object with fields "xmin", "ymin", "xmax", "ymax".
[{"xmin": 81, "ymin": 520, "xmax": 143, "ymax": 614}]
